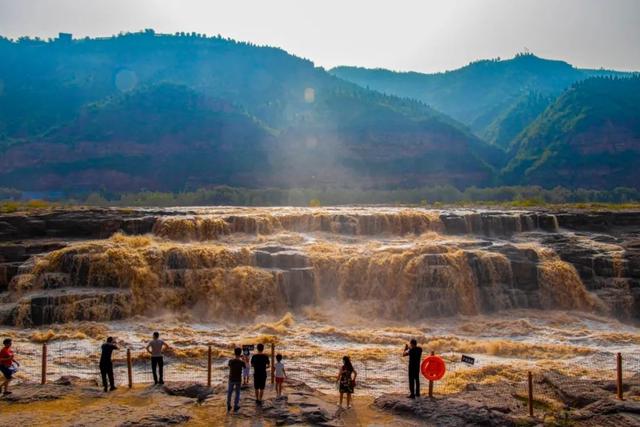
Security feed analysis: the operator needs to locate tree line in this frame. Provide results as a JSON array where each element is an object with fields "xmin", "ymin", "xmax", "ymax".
[{"xmin": 2, "ymin": 185, "xmax": 639, "ymax": 208}]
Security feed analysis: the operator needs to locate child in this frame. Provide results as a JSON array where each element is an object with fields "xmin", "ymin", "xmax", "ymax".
[
  {"xmin": 242, "ymin": 348, "xmax": 251, "ymax": 386},
  {"xmin": 0, "ymin": 338, "xmax": 19, "ymax": 396},
  {"xmin": 274, "ymin": 353, "xmax": 287, "ymax": 398}
]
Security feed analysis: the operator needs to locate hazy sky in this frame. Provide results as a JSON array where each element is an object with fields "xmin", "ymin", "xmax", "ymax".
[{"xmin": 0, "ymin": 0, "xmax": 638, "ymax": 72}]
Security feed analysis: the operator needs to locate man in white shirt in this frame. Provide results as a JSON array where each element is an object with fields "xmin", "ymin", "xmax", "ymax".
[{"xmin": 146, "ymin": 331, "xmax": 169, "ymax": 385}]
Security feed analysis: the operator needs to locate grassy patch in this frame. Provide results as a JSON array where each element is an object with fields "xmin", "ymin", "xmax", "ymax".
[{"xmin": 0, "ymin": 199, "xmax": 59, "ymax": 214}]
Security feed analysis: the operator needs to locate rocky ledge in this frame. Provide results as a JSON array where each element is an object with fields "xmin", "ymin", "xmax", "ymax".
[
  {"xmin": 0, "ymin": 376, "xmax": 344, "ymax": 426},
  {"xmin": 2, "ymin": 372, "xmax": 638, "ymax": 426},
  {"xmin": 374, "ymin": 371, "xmax": 640, "ymax": 427}
]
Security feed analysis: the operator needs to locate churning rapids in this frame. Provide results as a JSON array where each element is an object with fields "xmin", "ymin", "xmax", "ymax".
[{"xmin": 0, "ymin": 206, "xmax": 639, "ymax": 394}]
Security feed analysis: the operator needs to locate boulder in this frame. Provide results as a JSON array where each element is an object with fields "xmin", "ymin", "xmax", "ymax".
[
  {"xmin": 0, "ymin": 383, "xmax": 71, "ymax": 403},
  {"xmin": 119, "ymin": 414, "xmax": 191, "ymax": 426},
  {"xmin": 373, "ymin": 392, "xmax": 525, "ymax": 426},
  {"xmin": 163, "ymin": 382, "xmax": 213, "ymax": 402},
  {"xmin": 571, "ymin": 398, "xmax": 640, "ymax": 427}
]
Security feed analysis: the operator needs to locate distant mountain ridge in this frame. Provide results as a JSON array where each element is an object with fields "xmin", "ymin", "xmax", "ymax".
[
  {"xmin": 330, "ymin": 54, "xmax": 633, "ymax": 145},
  {"xmin": 0, "ymin": 31, "xmax": 497, "ymax": 191},
  {"xmin": 1, "ymin": 33, "xmax": 639, "ymax": 192}
]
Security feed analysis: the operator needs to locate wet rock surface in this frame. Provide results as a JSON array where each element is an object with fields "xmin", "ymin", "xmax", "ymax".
[
  {"xmin": 0, "ymin": 209, "xmax": 156, "ymax": 240},
  {"xmin": 0, "ymin": 288, "xmax": 132, "ymax": 326},
  {"xmin": 225, "ymin": 379, "xmax": 341, "ymax": 425},
  {"xmin": 163, "ymin": 381, "xmax": 213, "ymax": 402},
  {"xmin": 0, "ymin": 382, "xmax": 74, "ymax": 404},
  {"xmin": 542, "ymin": 370, "xmax": 616, "ymax": 407},
  {"xmin": 374, "ymin": 374, "xmax": 640, "ymax": 427},
  {"xmin": 0, "ymin": 378, "xmax": 345, "ymax": 426},
  {"xmin": 374, "ymin": 383, "xmax": 528, "ymax": 427},
  {"xmin": 1, "ymin": 372, "xmax": 638, "ymax": 426},
  {"xmin": 573, "ymin": 398, "xmax": 640, "ymax": 427},
  {"xmin": 540, "ymin": 231, "xmax": 640, "ymax": 319}
]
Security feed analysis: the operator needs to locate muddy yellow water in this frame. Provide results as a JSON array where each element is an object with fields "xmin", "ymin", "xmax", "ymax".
[{"xmin": 0, "ymin": 207, "xmax": 638, "ymax": 425}]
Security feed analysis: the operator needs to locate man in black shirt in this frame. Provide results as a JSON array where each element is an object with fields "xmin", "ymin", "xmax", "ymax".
[
  {"xmin": 250, "ymin": 343, "xmax": 270, "ymax": 405},
  {"xmin": 100, "ymin": 337, "xmax": 118, "ymax": 392},
  {"xmin": 227, "ymin": 347, "xmax": 245, "ymax": 413},
  {"xmin": 402, "ymin": 339, "xmax": 423, "ymax": 398}
]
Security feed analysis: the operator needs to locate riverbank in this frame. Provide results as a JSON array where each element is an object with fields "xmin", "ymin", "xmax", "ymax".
[{"xmin": 1, "ymin": 371, "xmax": 638, "ymax": 426}]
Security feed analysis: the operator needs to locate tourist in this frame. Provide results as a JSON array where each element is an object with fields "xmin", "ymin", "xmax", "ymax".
[
  {"xmin": 274, "ymin": 353, "xmax": 287, "ymax": 398},
  {"xmin": 227, "ymin": 347, "xmax": 245, "ymax": 413},
  {"xmin": 336, "ymin": 355, "xmax": 357, "ymax": 408},
  {"xmin": 146, "ymin": 332, "xmax": 169, "ymax": 385},
  {"xmin": 251, "ymin": 343, "xmax": 270, "ymax": 405},
  {"xmin": 99, "ymin": 337, "xmax": 118, "ymax": 392},
  {"xmin": 242, "ymin": 348, "xmax": 251, "ymax": 386},
  {"xmin": 0, "ymin": 338, "xmax": 19, "ymax": 396},
  {"xmin": 402, "ymin": 338, "xmax": 423, "ymax": 398}
]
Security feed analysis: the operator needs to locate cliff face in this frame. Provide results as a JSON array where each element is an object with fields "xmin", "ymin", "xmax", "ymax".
[{"xmin": 1, "ymin": 207, "xmax": 638, "ymax": 326}]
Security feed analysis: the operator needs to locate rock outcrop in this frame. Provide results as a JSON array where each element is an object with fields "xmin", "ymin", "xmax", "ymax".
[
  {"xmin": 374, "ymin": 372, "xmax": 640, "ymax": 427},
  {"xmin": 0, "ymin": 376, "xmax": 346, "ymax": 426}
]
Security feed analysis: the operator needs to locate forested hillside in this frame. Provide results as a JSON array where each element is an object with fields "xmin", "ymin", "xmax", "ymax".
[
  {"xmin": 0, "ymin": 33, "xmax": 638, "ymax": 193},
  {"xmin": 0, "ymin": 31, "xmax": 497, "ymax": 191},
  {"xmin": 331, "ymin": 54, "xmax": 630, "ymax": 144},
  {"xmin": 502, "ymin": 76, "xmax": 640, "ymax": 188}
]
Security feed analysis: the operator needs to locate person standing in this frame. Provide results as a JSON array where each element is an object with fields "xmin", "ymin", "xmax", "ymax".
[
  {"xmin": 250, "ymin": 343, "xmax": 270, "ymax": 405},
  {"xmin": 274, "ymin": 354, "xmax": 287, "ymax": 398},
  {"xmin": 336, "ymin": 355, "xmax": 357, "ymax": 409},
  {"xmin": 227, "ymin": 347, "xmax": 245, "ymax": 413},
  {"xmin": 0, "ymin": 338, "xmax": 19, "ymax": 396},
  {"xmin": 402, "ymin": 339, "xmax": 423, "ymax": 398},
  {"xmin": 146, "ymin": 332, "xmax": 169, "ymax": 385},
  {"xmin": 241, "ymin": 348, "xmax": 251, "ymax": 386},
  {"xmin": 99, "ymin": 337, "xmax": 118, "ymax": 392}
]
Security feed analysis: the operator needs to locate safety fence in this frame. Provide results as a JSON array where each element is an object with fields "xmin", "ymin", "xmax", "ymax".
[
  {"xmin": 7, "ymin": 341, "xmax": 638, "ymax": 420},
  {"xmin": 516, "ymin": 351, "xmax": 640, "ymax": 418}
]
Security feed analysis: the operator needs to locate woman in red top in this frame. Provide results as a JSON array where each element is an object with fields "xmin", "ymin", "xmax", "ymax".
[{"xmin": 0, "ymin": 338, "xmax": 19, "ymax": 395}]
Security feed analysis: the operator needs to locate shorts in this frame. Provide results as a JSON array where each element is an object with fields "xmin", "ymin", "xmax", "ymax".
[
  {"xmin": 275, "ymin": 377, "xmax": 285, "ymax": 385},
  {"xmin": 0, "ymin": 365, "xmax": 14, "ymax": 380},
  {"xmin": 254, "ymin": 373, "xmax": 267, "ymax": 390},
  {"xmin": 242, "ymin": 366, "xmax": 250, "ymax": 377}
]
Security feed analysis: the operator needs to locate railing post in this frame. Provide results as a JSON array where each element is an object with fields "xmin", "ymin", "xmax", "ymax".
[
  {"xmin": 127, "ymin": 348, "xmax": 133, "ymax": 389},
  {"xmin": 428, "ymin": 351, "xmax": 434, "ymax": 398},
  {"xmin": 40, "ymin": 343, "xmax": 47, "ymax": 385},
  {"xmin": 207, "ymin": 345, "xmax": 212, "ymax": 387},
  {"xmin": 617, "ymin": 352, "xmax": 623, "ymax": 400},
  {"xmin": 528, "ymin": 371, "xmax": 534, "ymax": 417},
  {"xmin": 270, "ymin": 342, "xmax": 275, "ymax": 385}
]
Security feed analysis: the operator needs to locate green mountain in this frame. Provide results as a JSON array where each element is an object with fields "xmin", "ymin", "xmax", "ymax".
[
  {"xmin": 483, "ymin": 92, "xmax": 554, "ymax": 149},
  {"xmin": 502, "ymin": 76, "xmax": 640, "ymax": 188},
  {"xmin": 0, "ymin": 83, "xmax": 275, "ymax": 191},
  {"xmin": 330, "ymin": 54, "xmax": 631, "ymax": 144},
  {"xmin": 0, "ymin": 31, "xmax": 497, "ymax": 191}
]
